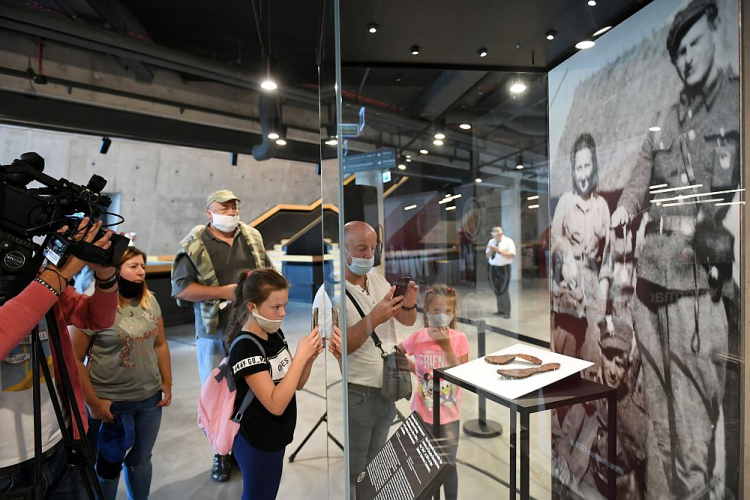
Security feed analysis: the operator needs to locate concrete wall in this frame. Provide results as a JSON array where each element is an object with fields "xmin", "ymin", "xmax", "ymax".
[{"xmin": 0, "ymin": 124, "xmax": 339, "ymax": 255}]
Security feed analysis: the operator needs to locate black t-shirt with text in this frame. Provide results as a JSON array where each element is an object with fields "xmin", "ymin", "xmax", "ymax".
[{"xmin": 229, "ymin": 330, "xmax": 296, "ymax": 451}]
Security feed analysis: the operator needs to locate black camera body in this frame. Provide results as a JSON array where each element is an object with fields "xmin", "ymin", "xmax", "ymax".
[{"xmin": 0, "ymin": 152, "xmax": 129, "ymax": 299}]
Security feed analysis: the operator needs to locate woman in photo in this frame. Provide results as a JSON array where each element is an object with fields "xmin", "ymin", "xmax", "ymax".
[{"xmin": 71, "ymin": 246, "xmax": 172, "ymax": 500}]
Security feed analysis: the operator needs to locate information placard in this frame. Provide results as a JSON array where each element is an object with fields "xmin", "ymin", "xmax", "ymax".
[{"xmin": 355, "ymin": 412, "xmax": 455, "ymax": 500}]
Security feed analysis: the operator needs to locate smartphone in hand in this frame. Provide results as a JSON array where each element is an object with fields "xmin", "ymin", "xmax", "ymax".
[
  {"xmin": 312, "ymin": 307, "xmax": 319, "ymax": 330},
  {"xmin": 332, "ymin": 307, "xmax": 339, "ymax": 329},
  {"xmin": 393, "ymin": 277, "xmax": 411, "ymax": 298}
]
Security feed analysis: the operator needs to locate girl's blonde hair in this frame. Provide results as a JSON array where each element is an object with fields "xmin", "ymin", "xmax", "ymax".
[
  {"xmin": 118, "ymin": 246, "xmax": 152, "ymax": 310},
  {"xmin": 422, "ymin": 283, "xmax": 459, "ymax": 329}
]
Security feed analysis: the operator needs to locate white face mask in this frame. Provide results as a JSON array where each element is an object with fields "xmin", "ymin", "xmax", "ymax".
[
  {"xmin": 345, "ymin": 248, "xmax": 374, "ymax": 276},
  {"xmin": 251, "ymin": 309, "xmax": 283, "ymax": 333},
  {"xmin": 211, "ymin": 212, "xmax": 240, "ymax": 233},
  {"xmin": 426, "ymin": 312, "xmax": 453, "ymax": 328}
]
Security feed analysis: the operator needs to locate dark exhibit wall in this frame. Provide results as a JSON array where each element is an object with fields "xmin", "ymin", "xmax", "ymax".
[{"xmin": 547, "ymin": 0, "xmax": 742, "ymax": 498}]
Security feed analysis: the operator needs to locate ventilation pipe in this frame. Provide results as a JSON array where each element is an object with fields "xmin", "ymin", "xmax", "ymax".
[{"xmin": 252, "ymin": 94, "xmax": 279, "ymax": 161}]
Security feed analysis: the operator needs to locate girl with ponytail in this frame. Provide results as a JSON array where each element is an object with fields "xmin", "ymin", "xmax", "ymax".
[{"xmin": 226, "ymin": 268, "xmax": 323, "ymax": 500}]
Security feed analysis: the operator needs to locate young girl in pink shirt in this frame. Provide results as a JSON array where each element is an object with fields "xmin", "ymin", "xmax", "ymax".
[{"xmin": 397, "ymin": 284, "xmax": 469, "ymax": 500}]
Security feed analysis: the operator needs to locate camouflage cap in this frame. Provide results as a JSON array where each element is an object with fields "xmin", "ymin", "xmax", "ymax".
[
  {"xmin": 666, "ymin": 0, "xmax": 718, "ymax": 60},
  {"xmin": 600, "ymin": 317, "xmax": 633, "ymax": 353},
  {"xmin": 206, "ymin": 189, "xmax": 240, "ymax": 208}
]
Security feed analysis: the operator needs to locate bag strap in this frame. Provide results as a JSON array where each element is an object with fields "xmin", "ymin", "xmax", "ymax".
[
  {"xmin": 229, "ymin": 333, "xmax": 269, "ymax": 422},
  {"xmin": 345, "ymin": 289, "xmax": 388, "ymax": 359}
]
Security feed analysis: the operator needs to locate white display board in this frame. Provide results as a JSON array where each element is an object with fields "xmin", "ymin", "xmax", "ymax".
[{"xmin": 444, "ymin": 343, "xmax": 593, "ymax": 400}]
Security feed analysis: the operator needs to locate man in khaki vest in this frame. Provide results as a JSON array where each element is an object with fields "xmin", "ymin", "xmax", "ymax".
[{"xmin": 171, "ymin": 189, "xmax": 271, "ymax": 482}]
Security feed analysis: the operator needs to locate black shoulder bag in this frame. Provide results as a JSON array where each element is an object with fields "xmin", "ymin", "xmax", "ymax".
[{"xmin": 345, "ymin": 290, "xmax": 412, "ymax": 402}]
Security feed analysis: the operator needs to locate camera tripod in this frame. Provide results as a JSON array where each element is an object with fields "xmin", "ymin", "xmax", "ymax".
[{"xmin": 4, "ymin": 310, "xmax": 103, "ymax": 500}]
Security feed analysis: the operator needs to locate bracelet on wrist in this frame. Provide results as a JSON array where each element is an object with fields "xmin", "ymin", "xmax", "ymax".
[
  {"xmin": 162, "ymin": 380, "xmax": 173, "ymax": 386},
  {"xmin": 96, "ymin": 270, "xmax": 119, "ymax": 290},
  {"xmin": 35, "ymin": 276, "xmax": 60, "ymax": 298},
  {"xmin": 401, "ymin": 304, "xmax": 417, "ymax": 311},
  {"xmin": 95, "ymin": 270, "xmax": 118, "ymax": 283}
]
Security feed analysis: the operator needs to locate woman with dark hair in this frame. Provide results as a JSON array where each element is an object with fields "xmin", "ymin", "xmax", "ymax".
[
  {"xmin": 226, "ymin": 268, "xmax": 323, "ymax": 500},
  {"xmin": 550, "ymin": 132, "xmax": 612, "ymax": 359},
  {"xmin": 71, "ymin": 246, "xmax": 172, "ymax": 500}
]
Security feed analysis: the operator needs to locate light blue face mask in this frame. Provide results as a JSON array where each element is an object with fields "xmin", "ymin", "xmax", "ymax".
[{"xmin": 346, "ymin": 248, "xmax": 374, "ymax": 275}]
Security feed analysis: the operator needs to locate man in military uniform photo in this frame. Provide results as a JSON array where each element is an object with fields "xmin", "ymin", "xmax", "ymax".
[{"xmin": 610, "ymin": 1, "xmax": 739, "ymax": 497}]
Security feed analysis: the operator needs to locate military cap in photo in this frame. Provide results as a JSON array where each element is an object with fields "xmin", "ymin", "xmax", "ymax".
[
  {"xmin": 667, "ymin": 0, "xmax": 718, "ymax": 60},
  {"xmin": 600, "ymin": 317, "xmax": 634, "ymax": 353},
  {"xmin": 206, "ymin": 189, "xmax": 241, "ymax": 208}
]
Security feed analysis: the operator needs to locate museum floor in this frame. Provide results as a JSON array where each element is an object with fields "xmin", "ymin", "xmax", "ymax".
[{"xmin": 127, "ymin": 279, "xmax": 555, "ymax": 499}]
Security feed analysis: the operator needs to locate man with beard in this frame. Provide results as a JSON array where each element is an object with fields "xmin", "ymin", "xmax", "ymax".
[{"xmin": 611, "ymin": 1, "xmax": 738, "ymax": 496}]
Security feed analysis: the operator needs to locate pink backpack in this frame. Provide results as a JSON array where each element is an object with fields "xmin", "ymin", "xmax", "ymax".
[{"xmin": 197, "ymin": 334, "xmax": 267, "ymax": 455}]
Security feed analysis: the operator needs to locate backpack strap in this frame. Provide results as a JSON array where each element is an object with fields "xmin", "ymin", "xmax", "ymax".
[
  {"xmin": 229, "ymin": 334, "xmax": 269, "ymax": 423},
  {"xmin": 345, "ymin": 289, "xmax": 388, "ymax": 359}
]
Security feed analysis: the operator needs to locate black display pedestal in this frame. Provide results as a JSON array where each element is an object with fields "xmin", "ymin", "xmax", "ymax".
[{"xmin": 433, "ymin": 369, "xmax": 618, "ymax": 500}]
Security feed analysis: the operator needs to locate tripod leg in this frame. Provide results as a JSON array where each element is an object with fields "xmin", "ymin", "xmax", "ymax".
[
  {"xmin": 40, "ymin": 313, "xmax": 105, "ymax": 500},
  {"xmin": 288, "ymin": 412, "xmax": 328, "ymax": 463},
  {"xmin": 31, "ymin": 326, "xmax": 45, "ymax": 500}
]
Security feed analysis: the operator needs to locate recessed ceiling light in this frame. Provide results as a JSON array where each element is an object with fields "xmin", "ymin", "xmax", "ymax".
[
  {"xmin": 398, "ymin": 164, "xmax": 406, "ymax": 170},
  {"xmin": 588, "ymin": 0, "xmax": 597, "ymax": 6},
  {"xmin": 367, "ymin": 22, "xmax": 379, "ymax": 34},
  {"xmin": 593, "ymin": 26, "xmax": 612, "ymax": 37},
  {"xmin": 459, "ymin": 123, "xmax": 472, "ymax": 130},
  {"xmin": 510, "ymin": 82, "xmax": 527, "ymax": 94},
  {"xmin": 475, "ymin": 177, "xmax": 483, "ymax": 183},
  {"xmin": 477, "ymin": 48, "xmax": 488, "ymax": 58},
  {"xmin": 445, "ymin": 206, "xmax": 457, "ymax": 211},
  {"xmin": 434, "ymin": 132, "xmax": 446, "ymax": 140},
  {"xmin": 545, "ymin": 30, "xmax": 558, "ymax": 41},
  {"xmin": 419, "ymin": 149, "xmax": 429, "ymax": 154},
  {"xmin": 528, "ymin": 204, "xmax": 540, "ymax": 209},
  {"xmin": 325, "ymin": 139, "xmax": 337, "ymax": 146},
  {"xmin": 276, "ymin": 139, "xmax": 287, "ymax": 146},
  {"xmin": 527, "ymin": 195, "xmax": 539, "ymax": 200},
  {"xmin": 575, "ymin": 40, "xmax": 596, "ymax": 50},
  {"xmin": 406, "ymin": 158, "xmax": 412, "ymax": 162},
  {"xmin": 433, "ymin": 139, "xmax": 444, "ymax": 146},
  {"xmin": 261, "ymin": 79, "xmax": 277, "ymax": 91},
  {"xmin": 268, "ymin": 132, "xmax": 280, "ymax": 140},
  {"xmin": 649, "ymin": 126, "xmax": 661, "ymax": 132},
  {"xmin": 404, "ymin": 204, "xmax": 417, "ymax": 211},
  {"xmin": 410, "ymin": 45, "xmax": 421, "ymax": 56},
  {"xmin": 444, "ymin": 193, "xmax": 451, "ymax": 197}
]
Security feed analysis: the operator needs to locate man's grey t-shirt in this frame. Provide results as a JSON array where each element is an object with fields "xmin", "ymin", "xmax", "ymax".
[
  {"xmin": 171, "ymin": 227, "xmax": 271, "ymax": 338},
  {"xmin": 83, "ymin": 297, "xmax": 163, "ymax": 401}
]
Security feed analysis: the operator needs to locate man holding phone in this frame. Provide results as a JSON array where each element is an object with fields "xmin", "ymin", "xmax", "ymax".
[{"xmin": 341, "ymin": 221, "xmax": 418, "ymax": 496}]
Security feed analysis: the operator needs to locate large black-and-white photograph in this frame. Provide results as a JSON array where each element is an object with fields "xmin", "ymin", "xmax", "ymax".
[{"xmin": 547, "ymin": 0, "xmax": 741, "ymax": 499}]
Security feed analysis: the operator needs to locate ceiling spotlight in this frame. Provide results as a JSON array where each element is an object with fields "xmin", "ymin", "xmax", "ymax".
[
  {"xmin": 593, "ymin": 26, "xmax": 612, "ymax": 37},
  {"xmin": 99, "ymin": 136, "xmax": 112, "ymax": 155},
  {"xmin": 398, "ymin": 164, "xmax": 407, "ymax": 170},
  {"xmin": 367, "ymin": 22, "xmax": 379, "ymax": 34},
  {"xmin": 459, "ymin": 123, "xmax": 472, "ymax": 130},
  {"xmin": 276, "ymin": 139, "xmax": 287, "ymax": 146},
  {"xmin": 406, "ymin": 158, "xmax": 412, "ymax": 162},
  {"xmin": 649, "ymin": 126, "xmax": 661, "ymax": 132},
  {"xmin": 545, "ymin": 30, "xmax": 558, "ymax": 41},
  {"xmin": 588, "ymin": 0, "xmax": 597, "ymax": 6},
  {"xmin": 268, "ymin": 132, "xmax": 280, "ymax": 140},
  {"xmin": 516, "ymin": 155, "xmax": 524, "ymax": 169},
  {"xmin": 445, "ymin": 205, "xmax": 457, "ymax": 211},
  {"xmin": 434, "ymin": 132, "xmax": 446, "ymax": 140},
  {"xmin": 516, "ymin": 164, "xmax": 524, "ymax": 170},
  {"xmin": 261, "ymin": 79, "xmax": 277, "ymax": 91},
  {"xmin": 405, "ymin": 154, "xmax": 411, "ymax": 158},
  {"xmin": 510, "ymin": 81, "xmax": 527, "ymax": 94},
  {"xmin": 575, "ymin": 40, "xmax": 596, "ymax": 50},
  {"xmin": 410, "ymin": 45, "xmax": 421, "ymax": 56},
  {"xmin": 475, "ymin": 177, "xmax": 483, "ymax": 183},
  {"xmin": 433, "ymin": 139, "xmax": 444, "ymax": 146},
  {"xmin": 477, "ymin": 48, "xmax": 488, "ymax": 58},
  {"xmin": 325, "ymin": 138, "xmax": 338, "ymax": 146},
  {"xmin": 419, "ymin": 149, "xmax": 429, "ymax": 155}
]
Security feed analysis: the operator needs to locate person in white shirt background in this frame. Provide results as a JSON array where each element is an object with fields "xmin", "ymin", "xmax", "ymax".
[{"xmin": 485, "ymin": 226, "xmax": 516, "ymax": 318}]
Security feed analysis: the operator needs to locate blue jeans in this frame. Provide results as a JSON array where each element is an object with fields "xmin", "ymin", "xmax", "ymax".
[
  {"xmin": 196, "ymin": 336, "xmax": 227, "ymax": 386},
  {"xmin": 347, "ymin": 388, "xmax": 396, "ymax": 499},
  {"xmin": 233, "ymin": 433, "xmax": 285, "ymax": 500},
  {"xmin": 0, "ymin": 441, "xmax": 87, "ymax": 500},
  {"xmin": 87, "ymin": 392, "xmax": 162, "ymax": 500}
]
